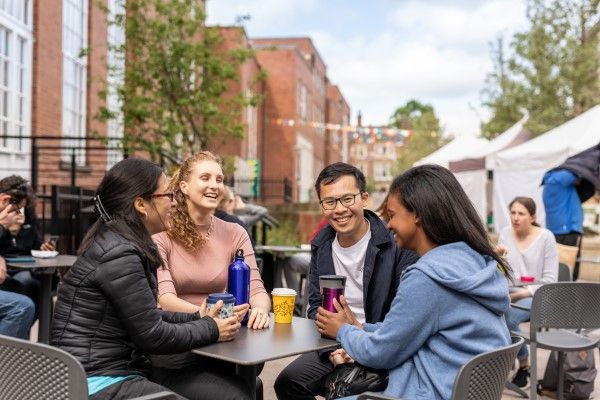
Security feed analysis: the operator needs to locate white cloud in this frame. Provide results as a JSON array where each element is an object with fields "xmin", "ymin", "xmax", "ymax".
[{"xmin": 207, "ymin": 0, "xmax": 529, "ymax": 136}]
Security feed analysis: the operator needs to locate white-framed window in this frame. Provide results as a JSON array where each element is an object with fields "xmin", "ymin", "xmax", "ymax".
[
  {"xmin": 106, "ymin": 0, "xmax": 125, "ymax": 169},
  {"xmin": 374, "ymin": 162, "xmax": 392, "ymax": 181},
  {"xmin": 0, "ymin": 1, "xmax": 32, "ymax": 152},
  {"xmin": 62, "ymin": 0, "xmax": 88, "ymax": 165},
  {"xmin": 352, "ymin": 144, "xmax": 367, "ymax": 159},
  {"xmin": 298, "ymin": 82, "xmax": 307, "ymax": 120},
  {"xmin": 245, "ymin": 89, "xmax": 258, "ymax": 159}
]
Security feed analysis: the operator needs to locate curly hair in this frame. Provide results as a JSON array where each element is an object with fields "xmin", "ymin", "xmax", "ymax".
[{"xmin": 167, "ymin": 151, "xmax": 222, "ymax": 249}]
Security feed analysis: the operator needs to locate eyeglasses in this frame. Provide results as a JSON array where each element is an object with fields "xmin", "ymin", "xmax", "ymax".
[
  {"xmin": 319, "ymin": 192, "xmax": 362, "ymax": 210},
  {"xmin": 148, "ymin": 192, "xmax": 175, "ymax": 202}
]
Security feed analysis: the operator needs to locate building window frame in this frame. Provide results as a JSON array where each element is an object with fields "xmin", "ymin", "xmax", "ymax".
[
  {"xmin": 62, "ymin": 0, "xmax": 89, "ymax": 166},
  {"xmin": 0, "ymin": 1, "xmax": 32, "ymax": 153}
]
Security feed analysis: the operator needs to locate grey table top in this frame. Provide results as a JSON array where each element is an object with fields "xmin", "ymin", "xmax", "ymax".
[
  {"xmin": 6, "ymin": 255, "xmax": 77, "ymax": 269},
  {"xmin": 192, "ymin": 315, "xmax": 339, "ymax": 365}
]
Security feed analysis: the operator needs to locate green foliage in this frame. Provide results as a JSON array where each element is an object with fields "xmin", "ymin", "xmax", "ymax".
[
  {"xmin": 98, "ymin": 0, "xmax": 263, "ymax": 169},
  {"xmin": 267, "ymin": 217, "xmax": 301, "ymax": 246},
  {"xmin": 389, "ymin": 99, "xmax": 449, "ymax": 173},
  {"xmin": 481, "ymin": 0, "xmax": 600, "ymax": 137}
]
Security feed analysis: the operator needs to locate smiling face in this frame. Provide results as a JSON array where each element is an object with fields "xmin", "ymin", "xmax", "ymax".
[
  {"xmin": 179, "ymin": 160, "xmax": 224, "ymax": 213},
  {"xmin": 318, "ymin": 174, "xmax": 369, "ymax": 246},
  {"xmin": 510, "ymin": 201, "xmax": 535, "ymax": 235},
  {"xmin": 143, "ymin": 174, "xmax": 176, "ymax": 235},
  {"xmin": 385, "ymin": 194, "xmax": 420, "ymax": 252}
]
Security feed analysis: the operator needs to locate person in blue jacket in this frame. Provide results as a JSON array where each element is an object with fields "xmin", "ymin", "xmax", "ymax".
[{"xmin": 316, "ymin": 164, "xmax": 513, "ymax": 400}]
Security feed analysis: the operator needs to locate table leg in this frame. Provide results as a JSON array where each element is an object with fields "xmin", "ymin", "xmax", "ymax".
[
  {"xmin": 37, "ymin": 273, "xmax": 53, "ymax": 344},
  {"xmin": 237, "ymin": 364, "xmax": 258, "ymax": 400}
]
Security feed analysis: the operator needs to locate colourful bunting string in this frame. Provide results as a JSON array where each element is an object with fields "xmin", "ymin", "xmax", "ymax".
[{"xmin": 265, "ymin": 117, "xmax": 411, "ymax": 145}]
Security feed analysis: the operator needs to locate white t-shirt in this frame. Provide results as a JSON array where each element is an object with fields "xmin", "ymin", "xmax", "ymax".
[{"xmin": 331, "ymin": 221, "xmax": 371, "ymax": 323}]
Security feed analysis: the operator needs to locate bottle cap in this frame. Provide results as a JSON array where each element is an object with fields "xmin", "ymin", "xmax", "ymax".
[
  {"xmin": 235, "ymin": 249, "xmax": 244, "ymax": 259},
  {"xmin": 207, "ymin": 293, "xmax": 235, "ymax": 304}
]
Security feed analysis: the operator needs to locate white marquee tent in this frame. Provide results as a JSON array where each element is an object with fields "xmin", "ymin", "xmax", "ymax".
[
  {"xmin": 448, "ymin": 116, "xmax": 529, "ymax": 224},
  {"xmin": 413, "ymin": 135, "xmax": 489, "ymax": 168},
  {"xmin": 487, "ymin": 105, "xmax": 600, "ymax": 232}
]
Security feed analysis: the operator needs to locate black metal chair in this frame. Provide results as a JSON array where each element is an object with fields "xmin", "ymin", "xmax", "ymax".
[
  {"xmin": 0, "ymin": 334, "xmax": 176, "ymax": 400},
  {"xmin": 355, "ymin": 336, "xmax": 525, "ymax": 400},
  {"xmin": 512, "ymin": 282, "xmax": 600, "ymax": 400}
]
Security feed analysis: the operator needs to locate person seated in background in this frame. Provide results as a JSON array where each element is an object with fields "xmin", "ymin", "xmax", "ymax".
[
  {"xmin": 215, "ymin": 185, "xmax": 249, "ymax": 231},
  {"xmin": 232, "ymin": 193, "xmax": 269, "ymax": 229},
  {"xmin": 51, "ymin": 158, "xmax": 246, "ymax": 400},
  {"xmin": 0, "ymin": 256, "xmax": 34, "ymax": 339},
  {"xmin": 497, "ymin": 196, "xmax": 558, "ymax": 389},
  {"xmin": 0, "ymin": 176, "xmax": 55, "ymax": 313},
  {"xmin": 316, "ymin": 164, "xmax": 513, "ymax": 400},
  {"xmin": 281, "ymin": 218, "xmax": 328, "ymax": 310},
  {"xmin": 275, "ymin": 162, "xmax": 418, "ymax": 400}
]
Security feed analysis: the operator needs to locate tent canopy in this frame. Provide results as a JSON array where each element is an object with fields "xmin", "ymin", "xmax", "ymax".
[
  {"xmin": 414, "ymin": 135, "xmax": 489, "ymax": 168},
  {"xmin": 449, "ymin": 116, "xmax": 530, "ymax": 173},
  {"xmin": 488, "ymin": 105, "xmax": 600, "ymax": 232},
  {"xmin": 487, "ymin": 105, "xmax": 600, "ymax": 171}
]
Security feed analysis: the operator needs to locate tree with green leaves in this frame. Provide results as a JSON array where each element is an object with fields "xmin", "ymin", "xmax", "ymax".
[
  {"xmin": 481, "ymin": 0, "xmax": 600, "ymax": 138},
  {"xmin": 480, "ymin": 36, "xmax": 525, "ymax": 139},
  {"xmin": 97, "ymin": 0, "xmax": 263, "ymax": 168},
  {"xmin": 390, "ymin": 99, "xmax": 449, "ymax": 173}
]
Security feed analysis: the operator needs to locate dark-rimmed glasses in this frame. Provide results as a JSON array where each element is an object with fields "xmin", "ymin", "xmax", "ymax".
[
  {"xmin": 148, "ymin": 192, "xmax": 175, "ymax": 202},
  {"xmin": 319, "ymin": 192, "xmax": 362, "ymax": 210}
]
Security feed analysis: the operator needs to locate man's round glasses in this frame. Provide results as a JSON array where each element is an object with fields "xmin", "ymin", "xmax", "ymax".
[
  {"xmin": 319, "ymin": 192, "xmax": 362, "ymax": 210},
  {"xmin": 148, "ymin": 192, "xmax": 175, "ymax": 202}
]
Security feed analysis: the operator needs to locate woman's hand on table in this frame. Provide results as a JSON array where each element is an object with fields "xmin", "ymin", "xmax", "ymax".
[
  {"xmin": 247, "ymin": 307, "xmax": 270, "ymax": 329},
  {"xmin": 233, "ymin": 303, "xmax": 250, "ymax": 322},
  {"xmin": 316, "ymin": 296, "xmax": 361, "ymax": 339}
]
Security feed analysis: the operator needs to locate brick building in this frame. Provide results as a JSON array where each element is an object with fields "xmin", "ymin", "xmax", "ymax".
[
  {"xmin": 252, "ymin": 37, "xmax": 330, "ymax": 203},
  {"xmin": 325, "ymin": 83, "xmax": 350, "ymax": 165},
  {"xmin": 0, "ymin": 3, "xmax": 351, "ymax": 204},
  {"xmin": 348, "ymin": 113, "xmax": 407, "ymax": 207}
]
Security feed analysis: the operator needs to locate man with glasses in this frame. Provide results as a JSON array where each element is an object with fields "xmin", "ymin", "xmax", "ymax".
[
  {"xmin": 0, "ymin": 175, "xmax": 35, "ymax": 339},
  {"xmin": 275, "ymin": 162, "xmax": 418, "ymax": 400}
]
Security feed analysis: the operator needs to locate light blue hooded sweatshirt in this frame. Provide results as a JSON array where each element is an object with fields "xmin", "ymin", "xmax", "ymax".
[{"xmin": 337, "ymin": 242, "xmax": 511, "ymax": 400}]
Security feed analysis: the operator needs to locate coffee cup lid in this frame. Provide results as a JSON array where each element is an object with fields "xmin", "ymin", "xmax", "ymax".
[
  {"xmin": 271, "ymin": 288, "xmax": 297, "ymax": 296},
  {"xmin": 207, "ymin": 293, "xmax": 235, "ymax": 303}
]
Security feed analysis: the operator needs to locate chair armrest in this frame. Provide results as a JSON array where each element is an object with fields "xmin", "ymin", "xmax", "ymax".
[
  {"xmin": 357, "ymin": 392, "xmax": 402, "ymax": 400},
  {"xmin": 128, "ymin": 391, "xmax": 178, "ymax": 400}
]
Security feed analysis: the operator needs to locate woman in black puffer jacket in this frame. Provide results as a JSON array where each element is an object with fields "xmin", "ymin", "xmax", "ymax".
[{"xmin": 51, "ymin": 158, "xmax": 250, "ymax": 400}]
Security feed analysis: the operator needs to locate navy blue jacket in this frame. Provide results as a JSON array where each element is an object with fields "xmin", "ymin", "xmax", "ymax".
[{"xmin": 307, "ymin": 209, "xmax": 418, "ymax": 323}]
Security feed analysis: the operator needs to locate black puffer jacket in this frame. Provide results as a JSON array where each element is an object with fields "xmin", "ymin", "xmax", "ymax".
[{"xmin": 51, "ymin": 229, "xmax": 219, "ymax": 377}]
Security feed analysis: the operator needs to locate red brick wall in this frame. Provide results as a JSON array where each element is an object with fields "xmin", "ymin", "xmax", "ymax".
[
  {"xmin": 325, "ymin": 84, "xmax": 350, "ymax": 164},
  {"xmin": 32, "ymin": 0, "xmax": 108, "ymax": 191},
  {"xmin": 253, "ymin": 38, "xmax": 329, "ymax": 203}
]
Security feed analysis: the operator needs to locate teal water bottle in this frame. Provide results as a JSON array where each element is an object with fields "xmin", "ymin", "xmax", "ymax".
[{"xmin": 227, "ymin": 249, "xmax": 250, "ymax": 326}]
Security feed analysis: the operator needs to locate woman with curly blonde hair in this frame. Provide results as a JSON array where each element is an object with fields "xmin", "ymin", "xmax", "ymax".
[{"xmin": 153, "ymin": 151, "xmax": 270, "ymax": 332}]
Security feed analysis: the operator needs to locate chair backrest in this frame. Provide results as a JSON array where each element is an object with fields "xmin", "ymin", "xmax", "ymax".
[
  {"xmin": 0, "ymin": 334, "xmax": 87, "ymax": 400},
  {"xmin": 451, "ymin": 336, "xmax": 524, "ymax": 400},
  {"xmin": 558, "ymin": 262, "xmax": 572, "ymax": 282},
  {"xmin": 530, "ymin": 282, "xmax": 600, "ymax": 337}
]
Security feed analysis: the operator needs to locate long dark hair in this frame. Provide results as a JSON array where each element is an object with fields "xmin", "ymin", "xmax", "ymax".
[
  {"xmin": 388, "ymin": 164, "xmax": 512, "ymax": 279},
  {"xmin": 78, "ymin": 158, "xmax": 164, "ymax": 268},
  {"xmin": 509, "ymin": 197, "xmax": 540, "ymax": 227}
]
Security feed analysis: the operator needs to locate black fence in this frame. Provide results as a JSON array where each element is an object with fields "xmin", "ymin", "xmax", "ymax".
[{"xmin": 228, "ymin": 177, "xmax": 292, "ymax": 203}]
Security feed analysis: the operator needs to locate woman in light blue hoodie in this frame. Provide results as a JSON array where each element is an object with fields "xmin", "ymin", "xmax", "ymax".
[{"xmin": 317, "ymin": 164, "xmax": 513, "ymax": 400}]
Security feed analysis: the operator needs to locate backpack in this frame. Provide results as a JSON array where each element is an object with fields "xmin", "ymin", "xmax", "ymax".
[{"xmin": 538, "ymin": 350, "xmax": 597, "ymax": 399}]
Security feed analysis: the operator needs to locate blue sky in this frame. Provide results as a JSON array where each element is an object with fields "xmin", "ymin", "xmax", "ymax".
[{"xmin": 206, "ymin": 0, "xmax": 529, "ymax": 137}]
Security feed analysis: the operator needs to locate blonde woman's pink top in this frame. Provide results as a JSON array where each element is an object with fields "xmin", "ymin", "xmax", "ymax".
[{"xmin": 153, "ymin": 217, "xmax": 266, "ymax": 306}]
